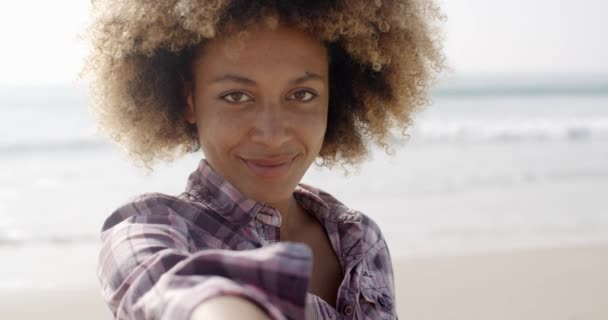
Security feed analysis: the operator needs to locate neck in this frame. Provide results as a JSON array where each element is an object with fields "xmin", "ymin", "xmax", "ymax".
[{"xmin": 269, "ymin": 195, "xmax": 301, "ymax": 239}]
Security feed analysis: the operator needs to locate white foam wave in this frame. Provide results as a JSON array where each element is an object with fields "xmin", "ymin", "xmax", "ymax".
[
  {"xmin": 0, "ymin": 231, "xmax": 98, "ymax": 247},
  {"xmin": 412, "ymin": 117, "xmax": 608, "ymax": 142}
]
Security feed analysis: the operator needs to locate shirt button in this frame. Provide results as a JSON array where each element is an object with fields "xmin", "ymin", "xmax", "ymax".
[
  {"xmin": 378, "ymin": 296, "xmax": 387, "ymax": 306},
  {"xmin": 343, "ymin": 304, "xmax": 354, "ymax": 316}
]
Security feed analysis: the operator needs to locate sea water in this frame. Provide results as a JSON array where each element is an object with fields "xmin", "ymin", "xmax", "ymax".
[{"xmin": 1, "ymin": 76, "xmax": 607, "ymax": 289}]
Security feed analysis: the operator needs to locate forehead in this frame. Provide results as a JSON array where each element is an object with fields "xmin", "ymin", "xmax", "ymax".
[{"xmin": 193, "ymin": 23, "xmax": 329, "ymax": 76}]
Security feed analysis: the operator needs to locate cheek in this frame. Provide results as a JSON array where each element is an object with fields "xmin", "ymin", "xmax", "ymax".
[
  {"xmin": 298, "ymin": 106, "xmax": 328, "ymax": 149},
  {"xmin": 313, "ymin": 114, "xmax": 328, "ymax": 144},
  {"xmin": 195, "ymin": 106, "xmax": 245, "ymax": 154}
]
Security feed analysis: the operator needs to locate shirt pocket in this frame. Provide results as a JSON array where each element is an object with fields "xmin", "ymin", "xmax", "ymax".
[{"xmin": 359, "ymin": 286, "xmax": 395, "ymax": 317}]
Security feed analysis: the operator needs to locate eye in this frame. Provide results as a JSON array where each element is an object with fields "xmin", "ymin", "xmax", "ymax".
[
  {"xmin": 288, "ymin": 89, "xmax": 317, "ymax": 102},
  {"xmin": 221, "ymin": 91, "xmax": 253, "ymax": 103}
]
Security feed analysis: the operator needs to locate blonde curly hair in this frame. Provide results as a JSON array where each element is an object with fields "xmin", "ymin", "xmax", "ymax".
[{"xmin": 81, "ymin": 0, "xmax": 446, "ymax": 170}]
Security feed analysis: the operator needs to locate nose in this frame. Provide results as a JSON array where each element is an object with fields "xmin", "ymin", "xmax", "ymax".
[{"xmin": 250, "ymin": 103, "xmax": 291, "ymax": 148}]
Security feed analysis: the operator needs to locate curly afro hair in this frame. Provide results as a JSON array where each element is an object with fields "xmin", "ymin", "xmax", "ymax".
[{"xmin": 81, "ymin": 0, "xmax": 446, "ymax": 170}]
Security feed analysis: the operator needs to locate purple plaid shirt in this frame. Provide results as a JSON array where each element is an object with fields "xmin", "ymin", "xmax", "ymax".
[{"xmin": 98, "ymin": 159, "xmax": 397, "ymax": 319}]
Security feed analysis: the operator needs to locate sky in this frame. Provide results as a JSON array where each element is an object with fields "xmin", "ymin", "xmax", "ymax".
[{"xmin": 0, "ymin": 0, "xmax": 607, "ymax": 86}]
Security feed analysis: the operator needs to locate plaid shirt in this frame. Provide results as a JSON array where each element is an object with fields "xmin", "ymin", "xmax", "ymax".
[{"xmin": 98, "ymin": 159, "xmax": 397, "ymax": 320}]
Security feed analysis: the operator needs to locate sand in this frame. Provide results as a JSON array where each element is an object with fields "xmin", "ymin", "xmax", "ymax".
[
  {"xmin": 394, "ymin": 245, "xmax": 608, "ymax": 320},
  {"xmin": 1, "ymin": 245, "xmax": 606, "ymax": 319},
  {"xmin": 0, "ymin": 287, "xmax": 109, "ymax": 320}
]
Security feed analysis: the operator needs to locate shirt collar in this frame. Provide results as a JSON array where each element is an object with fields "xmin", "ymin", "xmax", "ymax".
[{"xmin": 184, "ymin": 158, "xmax": 362, "ymax": 227}]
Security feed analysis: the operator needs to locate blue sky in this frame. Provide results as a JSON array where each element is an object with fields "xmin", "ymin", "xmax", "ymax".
[{"xmin": 0, "ymin": 0, "xmax": 606, "ymax": 86}]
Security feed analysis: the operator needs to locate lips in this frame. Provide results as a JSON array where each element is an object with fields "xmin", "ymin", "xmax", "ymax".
[{"xmin": 239, "ymin": 154, "xmax": 298, "ymax": 179}]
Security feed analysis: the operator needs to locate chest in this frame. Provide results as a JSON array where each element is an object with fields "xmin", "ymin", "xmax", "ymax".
[{"xmin": 283, "ymin": 219, "xmax": 343, "ymax": 307}]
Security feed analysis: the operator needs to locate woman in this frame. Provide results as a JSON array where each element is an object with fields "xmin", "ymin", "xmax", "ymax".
[{"xmin": 83, "ymin": 0, "xmax": 445, "ymax": 319}]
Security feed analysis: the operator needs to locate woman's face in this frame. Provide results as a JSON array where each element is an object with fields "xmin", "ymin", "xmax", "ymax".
[{"xmin": 184, "ymin": 23, "xmax": 329, "ymax": 205}]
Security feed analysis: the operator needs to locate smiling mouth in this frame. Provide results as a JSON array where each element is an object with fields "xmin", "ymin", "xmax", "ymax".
[{"xmin": 239, "ymin": 155, "xmax": 298, "ymax": 179}]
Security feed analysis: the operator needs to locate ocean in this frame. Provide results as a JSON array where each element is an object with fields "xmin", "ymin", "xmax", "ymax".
[{"xmin": 1, "ymin": 75, "xmax": 607, "ymax": 290}]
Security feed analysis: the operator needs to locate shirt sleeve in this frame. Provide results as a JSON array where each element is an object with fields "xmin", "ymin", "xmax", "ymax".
[
  {"xmin": 97, "ymin": 196, "xmax": 313, "ymax": 320},
  {"xmin": 380, "ymin": 237, "xmax": 398, "ymax": 318},
  {"xmin": 364, "ymin": 215, "xmax": 399, "ymax": 319}
]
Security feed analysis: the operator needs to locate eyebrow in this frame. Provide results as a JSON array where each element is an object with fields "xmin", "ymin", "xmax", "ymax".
[{"xmin": 207, "ymin": 72, "xmax": 325, "ymax": 86}]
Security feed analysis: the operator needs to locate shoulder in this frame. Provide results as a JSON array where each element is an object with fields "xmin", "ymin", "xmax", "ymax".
[
  {"xmin": 101, "ymin": 192, "xmax": 202, "ymax": 232},
  {"xmin": 296, "ymin": 183, "xmax": 385, "ymax": 245}
]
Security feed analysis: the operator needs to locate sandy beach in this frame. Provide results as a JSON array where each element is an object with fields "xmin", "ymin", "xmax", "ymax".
[
  {"xmin": 1, "ymin": 245, "xmax": 606, "ymax": 320},
  {"xmin": 395, "ymin": 245, "xmax": 608, "ymax": 320}
]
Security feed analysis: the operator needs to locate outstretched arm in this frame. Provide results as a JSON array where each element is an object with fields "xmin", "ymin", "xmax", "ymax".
[
  {"xmin": 190, "ymin": 295, "xmax": 271, "ymax": 320},
  {"xmin": 98, "ymin": 196, "xmax": 312, "ymax": 320}
]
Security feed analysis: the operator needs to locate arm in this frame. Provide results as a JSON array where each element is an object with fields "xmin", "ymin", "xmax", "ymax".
[
  {"xmin": 381, "ymin": 238, "xmax": 397, "ymax": 316},
  {"xmin": 98, "ymin": 196, "xmax": 312, "ymax": 320},
  {"xmin": 364, "ymin": 215, "xmax": 398, "ymax": 318},
  {"xmin": 190, "ymin": 295, "xmax": 271, "ymax": 320}
]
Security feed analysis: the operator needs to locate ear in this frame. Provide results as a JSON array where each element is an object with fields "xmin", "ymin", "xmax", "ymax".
[
  {"xmin": 180, "ymin": 74, "xmax": 197, "ymax": 124},
  {"xmin": 185, "ymin": 91, "xmax": 196, "ymax": 124}
]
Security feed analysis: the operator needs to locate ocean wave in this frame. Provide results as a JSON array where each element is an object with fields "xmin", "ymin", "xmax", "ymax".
[
  {"xmin": 411, "ymin": 117, "xmax": 608, "ymax": 142},
  {"xmin": 0, "ymin": 233, "xmax": 98, "ymax": 247},
  {"xmin": 0, "ymin": 139, "xmax": 108, "ymax": 155}
]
